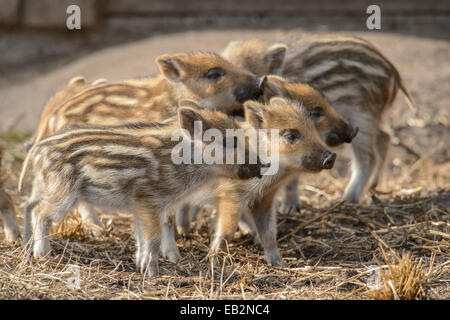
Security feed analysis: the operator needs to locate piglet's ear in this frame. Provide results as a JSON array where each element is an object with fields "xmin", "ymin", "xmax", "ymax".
[
  {"xmin": 178, "ymin": 107, "xmax": 206, "ymax": 138},
  {"xmin": 265, "ymin": 44, "xmax": 287, "ymax": 74},
  {"xmin": 67, "ymin": 76, "xmax": 85, "ymax": 88},
  {"xmin": 156, "ymin": 53, "xmax": 187, "ymax": 83},
  {"xmin": 244, "ymin": 101, "xmax": 266, "ymax": 129},
  {"xmin": 178, "ymin": 99, "xmax": 201, "ymax": 109},
  {"xmin": 269, "ymin": 97, "xmax": 289, "ymax": 106},
  {"xmin": 92, "ymin": 78, "xmax": 107, "ymax": 86},
  {"xmin": 262, "ymin": 75, "xmax": 286, "ymax": 101}
]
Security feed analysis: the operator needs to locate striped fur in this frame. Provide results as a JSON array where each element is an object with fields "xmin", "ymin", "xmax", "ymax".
[
  {"xmin": 19, "ymin": 51, "xmax": 265, "ymax": 193},
  {"xmin": 0, "ymin": 189, "xmax": 20, "ymax": 243},
  {"xmin": 0, "ymin": 147, "xmax": 20, "ymax": 242},
  {"xmin": 223, "ymin": 34, "xmax": 416, "ymax": 205},
  {"xmin": 281, "ymin": 34, "xmax": 414, "ymax": 115},
  {"xmin": 24, "ymin": 76, "xmax": 103, "ymax": 153},
  {"xmin": 174, "ymin": 75, "xmax": 357, "ymax": 237},
  {"xmin": 166, "ymin": 98, "xmax": 336, "ymax": 267},
  {"xmin": 23, "ymin": 107, "xmax": 264, "ymax": 276}
]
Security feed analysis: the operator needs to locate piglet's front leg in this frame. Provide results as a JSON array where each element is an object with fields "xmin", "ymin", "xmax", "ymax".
[
  {"xmin": 161, "ymin": 213, "xmax": 181, "ymax": 262},
  {"xmin": 250, "ymin": 196, "xmax": 287, "ymax": 267},
  {"xmin": 134, "ymin": 209, "xmax": 161, "ymax": 277},
  {"xmin": 278, "ymin": 175, "xmax": 301, "ymax": 214},
  {"xmin": 0, "ymin": 191, "xmax": 20, "ymax": 242},
  {"xmin": 209, "ymin": 191, "xmax": 241, "ymax": 255}
]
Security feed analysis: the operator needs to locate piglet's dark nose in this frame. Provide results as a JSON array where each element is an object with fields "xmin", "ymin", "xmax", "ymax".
[
  {"xmin": 258, "ymin": 156, "xmax": 270, "ymax": 168},
  {"xmin": 253, "ymin": 75, "xmax": 267, "ymax": 100},
  {"xmin": 258, "ymin": 75, "xmax": 268, "ymax": 92},
  {"xmin": 347, "ymin": 126, "xmax": 359, "ymax": 142},
  {"xmin": 257, "ymin": 157, "xmax": 270, "ymax": 178},
  {"xmin": 322, "ymin": 151, "xmax": 336, "ymax": 169}
]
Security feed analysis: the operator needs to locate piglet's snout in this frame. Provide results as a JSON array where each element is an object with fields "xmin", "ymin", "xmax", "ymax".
[
  {"xmin": 254, "ymin": 75, "xmax": 267, "ymax": 100},
  {"xmin": 258, "ymin": 75, "xmax": 268, "ymax": 92},
  {"xmin": 346, "ymin": 125, "xmax": 359, "ymax": 143},
  {"xmin": 256, "ymin": 157, "xmax": 271, "ymax": 178},
  {"xmin": 322, "ymin": 150, "xmax": 336, "ymax": 169},
  {"xmin": 260, "ymin": 162, "xmax": 271, "ymax": 168}
]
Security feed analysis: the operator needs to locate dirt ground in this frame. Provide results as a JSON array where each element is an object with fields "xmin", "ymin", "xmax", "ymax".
[{"xmin": 0, "ymin": 28, "xmax": 448, "ymax": 299}]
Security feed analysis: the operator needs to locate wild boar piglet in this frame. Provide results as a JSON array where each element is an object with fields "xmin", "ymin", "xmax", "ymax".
[
  {"xmin": 23, "ymin": 104, "xmax": 265, "ymax": 276},
  {"xmin": 223, "ymin": 34, "xmax": 415, "ymax": 206},
  {"xmin": 171, "ymin": 97, "xmax": 337, "ymax": 267}
]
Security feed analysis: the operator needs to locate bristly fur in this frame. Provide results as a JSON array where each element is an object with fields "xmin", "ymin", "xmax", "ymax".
[
  {"xmin": 0, "ymin": 146, "xmax": 20, "ymax": 242},
  {"xmin": 169, "ymin": 97, "xmax": 336, "ymax": 267},
  {"xmin": 18, "ymin": 52, "xmax": 263, "ymax": 193},
  {"xmin": 186, "ymin": 50, "xmax": 223, "ymax": 58},
  {"xmin": 223, "ymin": 33, "xmax": 416, "ymax": 206},
  {"xmin": 23, "ymin": 106, "xmax": 265, "ymax": 276}
]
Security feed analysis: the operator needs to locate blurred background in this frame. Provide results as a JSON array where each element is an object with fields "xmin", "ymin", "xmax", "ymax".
[{"xmin": 0, "ymin": 0, "xmax": 449, "ymax": 133}]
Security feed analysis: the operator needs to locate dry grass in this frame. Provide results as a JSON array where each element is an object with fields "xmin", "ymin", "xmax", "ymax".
[
  {"xmin": 367, "ymin": 247, "xmax": 430, "ymax": 300},
  {"xmin": 0, "ymin": 110, "xmax": 448, "ymax": 299}
]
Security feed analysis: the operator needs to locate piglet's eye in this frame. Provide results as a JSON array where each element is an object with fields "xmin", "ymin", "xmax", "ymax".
[
  {"xmin": 310, "ymin": 106, "xmax": 323, "ymax": 119},
  {"xmin": 282, "ymin": 129, "xmax": 301, "ymax": 143},
  {"xmin": 204, "ymin": 68, "xmax": 226, "ymax": 81}
]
